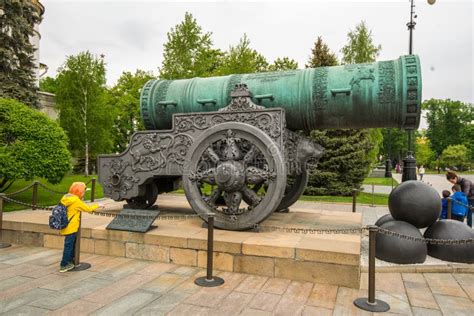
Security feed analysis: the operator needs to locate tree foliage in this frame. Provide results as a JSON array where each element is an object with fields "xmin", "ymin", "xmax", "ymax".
[
  {"xmin": 39, "ymin": 76, "xmax": 58, "ymax": 94},
  {"xmin": 306, "ymin": 36, "xmax": 338, "ymax": 68},
  {"xmin": 0, "ymin": 0, "xmax": 41, "ymax": 107},
  {"xmin": 340, "ymin": 21, "xmax": 381, "ymax": 64},
  {"xmin": 440, "ymin": 145, "xmax": 470, "ymax": 171},
  {"xmin": 380, "ymin": 128, "xmax": 408, "ymax": 164},
  {"xmin": 107, "ymin": 70, "xmax": 154, "ymax": 152},
  {"xmin": 215, "ymin": 34, "xmax": 269, "ymax": 75},
  {"xmin": 423, "ymin": 99, "xmax": 472, "ymax": 158},
  {"xmin": 415, "ymin": 136, "xmax": 435, "ymax": 168},
  {"xmin": 159, "ymin": 12, "xmax": 222, "ymax": 79},
  {"xmin": 268, "ymin": 57, "xmax": 298, "ymax": 71},
  {"xmin": 55, "ymin": 51, "xmax": 113, "ymax": 175},
  {"xmin": 0, "ymin": 98, "xmax": 71, "ymax": 191}
]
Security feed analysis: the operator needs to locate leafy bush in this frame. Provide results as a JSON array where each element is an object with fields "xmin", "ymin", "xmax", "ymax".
[
  {"xmin": 0, "ymin": 98, "xmax": 71, "ymax": 191},
  {"xmin": 440, "ymin": 145, "xmax": 470, "ymax": 171}
]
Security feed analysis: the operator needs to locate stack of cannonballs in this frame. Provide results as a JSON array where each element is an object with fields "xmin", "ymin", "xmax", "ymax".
[{"xmin": 375, "ymin": 180, "xmax": 474, "ymax": 264}]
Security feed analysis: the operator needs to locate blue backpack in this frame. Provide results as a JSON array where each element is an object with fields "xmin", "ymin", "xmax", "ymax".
[{"xmin": 48, "ymin": 203, "xmax": 70, "ymax": 230}]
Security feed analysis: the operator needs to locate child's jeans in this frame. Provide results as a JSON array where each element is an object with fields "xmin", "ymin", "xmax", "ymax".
[{"xmin": 60, "ymin": 232, "xmax": 77, "ymax": 267}]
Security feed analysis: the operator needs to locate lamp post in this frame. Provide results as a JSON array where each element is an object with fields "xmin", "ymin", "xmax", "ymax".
[{"xmin": 401, "ymin": 0, "xmax": 435, "ymax": 182}]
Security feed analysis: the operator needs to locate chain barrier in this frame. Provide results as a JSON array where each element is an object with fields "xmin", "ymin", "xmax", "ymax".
[
  {"xmin": 452, "ymin": 198, "xmax": 474, "ymax": 211},
  {"xmin": 377, "ymin": 226, "xmax": 474, "ymax": 245},
  {"xmin": 2, "ymin": 194, "xmax": 474, "ymax": 243},
  {"xmin": 3, "ymin": 183, "xmax": 35, "ymax": 197},
  {"xmin": 37, "ymin": 182, "xmax": 68, "ymax": 195}
]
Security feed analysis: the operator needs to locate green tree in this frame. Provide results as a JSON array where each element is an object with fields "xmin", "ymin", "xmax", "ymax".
[
  {"xmin": 107, "ymin": 70, "xmax": 154, "ymax": 152},
  {"xmin": 215, "ymin": 34, "xmax": 269, "ymax": 75},
  {"xmin": 423, "ymin": 99, "xmax": 472, "ymax": 158},
  {"xmin": 306, "ymin": 36, "xmax": 338, "ymax": 68},
  {"xmin": 0, "ymin": 0, "xmax": 41, "ymax": 107},
  {"xmin": 340, "ymin": 21, "xmax": 381, "ymax": 64},
  {"xmin": 415, "ymin": 136, "xmax": 435, "ymax": 168},
  {"xmin": 380, "ymin": 128, "xmax": 408, "ymax": 164},
  {"xmin": 268, "ymin": 57, "xmax": 298, "ymax": 71},
  {"xmin": 0, "ymin": 98, "xmax": 71, "ymax": 192},
  {"xmin": 39, "ymin": 76, "xmax": 58, "ymax": 94},
  {"xmin": 55, "ymin": 51, "xmax": 113, "ymax": 176},
  {"xmin": 440, "ymin": 145, "xmax": 470, "ymax": 171},
  {"xmin": 160, "ymin": 12, "xmax": 222, "ymax": 79}
]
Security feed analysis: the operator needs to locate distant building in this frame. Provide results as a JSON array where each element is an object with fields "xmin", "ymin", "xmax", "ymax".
[{"xmin": 30, "ymin": 0, "xmax": 57, "ymax": 119}]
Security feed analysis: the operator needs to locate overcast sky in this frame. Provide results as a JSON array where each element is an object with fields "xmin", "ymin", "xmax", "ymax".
[{"xmin": 39, "ymin": 0, "xmax": 473, "ymax": 105}]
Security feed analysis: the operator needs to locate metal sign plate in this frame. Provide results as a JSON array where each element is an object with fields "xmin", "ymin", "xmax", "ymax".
[{"xmin": 106, "ymin": 209, "xmax": 160, "ymax": 233}]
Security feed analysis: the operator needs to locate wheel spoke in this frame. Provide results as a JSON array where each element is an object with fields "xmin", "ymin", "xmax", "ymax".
[
  {"xmin": 190, "ymin": 168, "xmax": 216, "ymax": 184},
  {"xmin": 244, "ymin": 145, "xmax": 257, "ymax": 164},
  {"xmin": 204, "ymin": 187, "xmax": 222, "ymax": 208},
  {"xmin": 242, "ymin": 186, "xmax": 262, "ymax": 207},
  {"xmin": 223, "ymin": 191, "xmax": 242, "ymax": 214},
  {"xmin": 204, "ymin": 147, "xmax": 221, "ymax": 164},
  {"xmin": 246, "ymin": 166, "xmax": 276, "ymax": 184}
]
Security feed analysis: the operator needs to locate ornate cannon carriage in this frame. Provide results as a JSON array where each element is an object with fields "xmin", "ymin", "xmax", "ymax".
[{"xmin": 98, "ymin": 55, "xmax": 422, "ymax": 230}]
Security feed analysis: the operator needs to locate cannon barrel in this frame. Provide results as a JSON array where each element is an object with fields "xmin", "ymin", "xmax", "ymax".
[{"xmin": 140, "ymin": 55, "xmax": 422, "ymax": 132}]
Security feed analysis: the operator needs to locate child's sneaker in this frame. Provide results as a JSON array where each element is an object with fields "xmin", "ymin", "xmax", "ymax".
[{"xmin": 59, "ymin": 263, "xmax": 75, "ymax": 273}]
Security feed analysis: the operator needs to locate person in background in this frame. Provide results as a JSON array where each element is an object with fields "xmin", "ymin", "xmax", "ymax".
[
  {"xmin": 450, "ymin": 184, "xmax": 468, "ymax": 222},
  {"xmin": 446, "ymin": 171, "xmax": 473, "ymax": 227},
  {"xmin": 395, "ymin": 163, "xmax": 401, "ymax": 174},
  {"xmin": 59, "ymin": 182, "xmax": 103, "ymax": 272},
  {"xmin": 440, "ymin": 190, "xmax": 451, "ymax": 220},
  {"xmin": 418, "ymin": 165, "xmax": 425, "ymax": 181}
]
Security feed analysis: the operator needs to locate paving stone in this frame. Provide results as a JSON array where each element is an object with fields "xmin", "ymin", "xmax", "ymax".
[
  {"xmin": 91, "ymin": 289, "xmax": 158, "ymax": 315},
  {"xmin": 2, "ymin": 304, "xmax": 49, "ymax": 316},
  {"xmin": 0, "ymin": 273, "xmax": 64, "ymax": 300},
  {"xmin": 242, "ymin": 233, "xmax": 301, "ymax": 258},
  {"xmin": 134, "ymin": 291, "xmax": 190, "ymax": 315},
  {"xmin": 136, "ymin": 262, "xmax": 177, "ymax": 277},
  {"xmin": 212, "ymin": 291, "xmax": 253, "ymax": 315},
  {"xmin": 260, "ymin": 277, "xmax": 291, "ymax": 295},
  {"xmin": 40, "ymin": 270, "xmax": 97, "ymax": 290},
  {"xmin": 306, "ymin": 283, "xmax": 338, "ymax": 309},
  {"xmin": 273, "ymin": 281, "xmax": 313, "ymax": 315},
  {"xmin": 171, "ymin": 265, "xmax": 200, "ymax": 276},
  {"xmin": 412, "ymin": 306, "xmax": 443, "ymax": 316},
  {"xmin": 402, "ymin": 273, "xmax": 439, "ymax": 310},
  {"xmin": 167, "ymin": 303, "xmax": 211, "ymax": 316},
  {"xmin": 374, "ymin": 290, "xmax": 412, "ymax": 315},
  {"xmin": 0, "ymin": 288, "xmax": 54, "ymax": 313},
  {"xmin": 184, "ymin": 286, "xmax": 231, "ymax": 307},
  {"xmin": 360, "ymin": 272, "xmax": 408, "ymax": 303},
  {"xmin": 453, "ymin": 273, "xmax": 474, "ymax": 301},
  {"xmin": 31, "ymin": 278, "xmax": 110, "ymax": 310},
  {"xmin": 434, "ymin": 294, "xmax": 474, "ymax": 316},
  {"xmin": 0, "ymin": 276, "xmax": 34, "ymax": 292},
  {"xmin": 248, "ymin": 292, "xmax": 281, "ymax": 312},
  {"xmin": 88, "ymin": 256, "xmax": 132, "ymax": 273},
  {"xmin": 140, "ymin": 272, "xmax": 189, "ymax": 294},
  {"xmin": 216, "ymin": 271, "xmax": 247, "ymax": 290},
  {"xmin": 82, "ymin": 273, "xmax": 156, "ymax": 305},
  {"xmin": 239, "ymin": 308, "xmax": 272, "ymax": 316},
  {"xmin": 27, "ymin": 252, "xmax": 62, "ymax": 266},
  {"xmin": 48, "ymin": 299, "xmax": 104, "ymax": 316},
  {"xmin": 235, "ymin": 275, "xmax": 268, "ymax": 294},
  {"xmin": 332, "ymin": 287, "xmax": 373, "ymax": 316},
  {"xmin": 93, "ymin": 259, "xmax": 149, "ymax": 281},
  {"xmin": 424, "ymin": 273, "xmax": 468, "ymax": 298},
  {"xmin": 302, "ymin": 305, "xmax": 333, "ymax": 316},
  {"xmin": 0, "ymin": 248, "xmax": 45, "ymax": 265},
  {"xmin": 19, "ymin": 262, "xmax": 59, "ymax": 278}
]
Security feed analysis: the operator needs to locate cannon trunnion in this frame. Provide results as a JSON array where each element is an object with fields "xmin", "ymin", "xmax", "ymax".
[{"xmin": 98, "ymin": 55, "xmax": 422, "ymax": 230}]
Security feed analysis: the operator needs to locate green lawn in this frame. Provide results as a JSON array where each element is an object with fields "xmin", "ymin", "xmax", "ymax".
[
  {"xmin": 299, "ymin": 192, "xmax": 388, "ymax": 206},
  {"xmin": 2, "ymin": 175, "xmax": 103, "ymax": 212},
  {"xmin": 363, "ymin": 177, "xmax": 398, "ymax": 186}
]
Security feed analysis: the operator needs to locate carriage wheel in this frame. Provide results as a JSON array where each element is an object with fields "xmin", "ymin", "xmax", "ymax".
[
  {"xmin": 183, "ymin": 122, "xmax": 286, "ymax": 230},
  {"xmin": 125, "ymin": 182, "xmax": 158, "ymax": 209},
  {"xmin": 276, "ymin": 170, "xmax": 308, "ymax": 212}
]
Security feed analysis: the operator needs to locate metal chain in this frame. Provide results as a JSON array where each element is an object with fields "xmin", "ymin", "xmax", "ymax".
[
  {"xmin": 37, "ymin": 182, "xmax": 68, "ymax": 195},
  {"xmin": 451, "ymin": 198, "xmax": 474, "ymax": 210},
  {"xmin": 3, "ymin": 183, "xmax": 36, "ymax": 197},
  {"xmin": 377, "ymin": 226, "xmax": 474, "ymax": 245},
  {"xmin": 2, "ymin": 195, "xmax": 54, "ymax": 211},
  {"xmin": 256, "ymin": 224, "xmax": 366, "ymax": 235}
]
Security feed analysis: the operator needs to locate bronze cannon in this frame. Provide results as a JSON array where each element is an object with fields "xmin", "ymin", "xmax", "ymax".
[{"xmin": 98, "ymin": 55, "xmax": 422, "ymax": 230}]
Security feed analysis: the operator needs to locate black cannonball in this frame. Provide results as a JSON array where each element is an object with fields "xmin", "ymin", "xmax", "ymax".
[
  {"xmin": 424, "ymin": 220, "xmax": 474, "ymax": 264},
  {"xmin": 374, "ymin": 214, "xmax": 394, "ymax": 227},
  {"xmin": 388, "ymin": 180, "xmax": 441, "ymax": 228},
  {"xmin": 376, "ymin": 221, "xmax": 427, "ymax": 264}
]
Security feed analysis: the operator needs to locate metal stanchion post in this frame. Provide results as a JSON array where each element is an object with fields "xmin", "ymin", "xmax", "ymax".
[
  {"xmin": 447, "ymin": 198, "xmax": 452, "ymax": 220},
  {"xmin": 72, "ymin": 212, "xmax": 91, "ymax": 271},
  {"xmin": 195, "ymin": 213, "xmax": 224, "ymax": 287},
  {"xmin": 352, "ymin": 189, "xmax": 357, "ymax": 213},
  {"xmin": 354, "ymin": 225, "xmax": 390, "ymax": 312},
  {"xmin": 0, "ymin": 194, "xmax": 12, "ymax": 249},
  {"xmin": 32, "ymin": 181, "xmax": 39, "ymax": 210},
  {"xmin": 91, "ymin": 178, "xmax": 96, "ymax": 202},
  {"xmin": 391, "ymin": 177, "xmax": 394, "ymax": 191},
  {"xmin": 371, "ymin": 183, "xmax": 375, "ymax": 207}
]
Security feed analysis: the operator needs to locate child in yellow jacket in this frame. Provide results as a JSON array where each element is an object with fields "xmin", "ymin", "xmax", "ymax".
[{"xmin": 59, "ymin": 182, "xmax": 102, "ymax": 272}]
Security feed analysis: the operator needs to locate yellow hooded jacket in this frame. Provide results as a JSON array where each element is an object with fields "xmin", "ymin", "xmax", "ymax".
[{"xmin": 60, "ymin": 194, "xmax": 98, "ymax": 235}]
